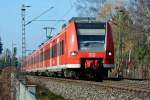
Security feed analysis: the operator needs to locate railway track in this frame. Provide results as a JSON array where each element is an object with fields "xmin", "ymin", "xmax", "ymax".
[
  {"xmin": 102, "ymin": 80, "xmax": 150, "ymax": 93},
  {"xmin": 26, "ymin": 75, "xmax": 150, "ymax": 99},
  {"xmin": 42, "ymin": 76, "xmax": 149, "ymax": 91}
]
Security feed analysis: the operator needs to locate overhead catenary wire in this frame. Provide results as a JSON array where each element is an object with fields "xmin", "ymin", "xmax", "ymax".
[
  {"xmin": 25, "ymin": 6, "xmax": 54, "ymax": 25},
  {"xmin": 54, "ymin": 0, "xmax": 75, "ymax": 26},
  {"xmin": 32, "ymin": 20, "xmax": 65, "ymax": 22}
]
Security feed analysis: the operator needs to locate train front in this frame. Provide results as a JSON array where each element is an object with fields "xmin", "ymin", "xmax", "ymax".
[{"xmin": 66, "ymin": 17, "xmax": 114, "ymax": 79}]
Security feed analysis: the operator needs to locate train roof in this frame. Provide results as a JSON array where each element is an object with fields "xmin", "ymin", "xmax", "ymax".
[
  {"xmin": 69, "ymin": 17, "xmax": 106, "ymax": 23},
  {"xmin": 69, "ymin": 17, "xmax": 96, "ymax": 22}
]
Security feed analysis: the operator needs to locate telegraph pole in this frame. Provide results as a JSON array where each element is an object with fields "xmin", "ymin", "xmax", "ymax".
[
  {"xmin": 21, "ymin": 5, "xmax": 31, "ymax": 68},
  {"xmin": 21, "ymin": 4, "xmax": 26, "ymax": 60},
  {"xmin": 21, "ymin": 5, "xmax": 30, "ymax": 60},
  {"xmin": 21, "ymin": 4, "xmax": 26, "ymax": 68}
]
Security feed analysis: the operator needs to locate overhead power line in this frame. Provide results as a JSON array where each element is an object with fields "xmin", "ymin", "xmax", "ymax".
[
  {"xmin": 32, "ymin": 20, "xmax": 65, "ymax": 22},
  {"xmin": 25, "ymin": 6, "xmax": 54, "ymax": 25},
  {"xmin": 54, "ymin": 0, "xmax": 75, "ymax": 26}
]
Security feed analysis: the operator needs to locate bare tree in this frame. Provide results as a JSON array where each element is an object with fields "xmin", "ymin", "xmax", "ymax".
[
  {"xmin": 96, "ymin": 0, "xmax": 128, "ymax": 21},
  {"xmin": 74, "ymin": 0, "xmax": 106, "ymax": 16},
  {"xmin": 74, "ymin": 0, "xmax": 128, "ymax": 18},
  {"xmin": 128, "ymin": 0, "xmax": 150, "ymax": 32}
]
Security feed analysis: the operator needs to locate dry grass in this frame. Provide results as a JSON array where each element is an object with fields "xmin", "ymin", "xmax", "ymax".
[
  {"xmin": 26, "ymin": 81, "xmax": 67, "ymax": 100},
  {"xmin": 0, "ymin": 72, "xmax": 11, "ymax": 100},
  {"xmin": 36, "ymin": 85, "xmax": 67, "ymax": 100},
  {"xmin": 0, "ymin": 67, "xmax": 17, "ymax": 100}
]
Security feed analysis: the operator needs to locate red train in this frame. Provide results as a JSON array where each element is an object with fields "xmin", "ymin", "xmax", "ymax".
[{"xmin": 23, "ymin": 17, "xmax": 114, "ymax": 81}]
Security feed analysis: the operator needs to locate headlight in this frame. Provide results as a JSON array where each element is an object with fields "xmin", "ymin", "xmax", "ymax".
[
  {"xmin": 71, "ymin": 51, "xmax": 77, "ymax": 56},
  {"xmin": 107, "ymin": 51, "xmax": 112, "ymax": 56},
  {"xmin": 108, "ymin": 52, "xmax": 112, "ymax": 56}
]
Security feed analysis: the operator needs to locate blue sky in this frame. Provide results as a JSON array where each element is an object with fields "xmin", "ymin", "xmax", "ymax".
[{"xmin": 0, "ymin": 0, "xmax": 76, "ymax": 57}]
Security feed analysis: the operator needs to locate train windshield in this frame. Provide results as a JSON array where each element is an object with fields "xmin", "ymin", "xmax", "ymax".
[{"xmin": 76, "ymin": 23, "xmax": 106, "ymax": 52}]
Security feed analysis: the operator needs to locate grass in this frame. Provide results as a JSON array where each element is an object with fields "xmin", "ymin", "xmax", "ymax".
[{"xmin": 36, "ymin": 84, "xmax": 68, "ymax": 100}]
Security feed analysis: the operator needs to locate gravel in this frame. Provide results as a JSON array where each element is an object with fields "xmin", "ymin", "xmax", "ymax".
[{"xmin": 26, "ymin": 76, "xmax": 150, "ymax": 100}]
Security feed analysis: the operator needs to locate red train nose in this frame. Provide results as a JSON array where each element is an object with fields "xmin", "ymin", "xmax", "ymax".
[{"xmin": 85, "ymin": 60, "xmax": 100, "ymax": 70}]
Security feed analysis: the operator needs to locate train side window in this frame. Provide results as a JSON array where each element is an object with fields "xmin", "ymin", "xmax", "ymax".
[
  {"xmin": 28, "ymin": 59, "xmax": 29, "ymax": 66},
  {"xmin": 36, "ymin": 54, "xmax": 38, "ymax": 64},
  {"xmin": 60, "ymin": 41, "xmax": 62, "ymax": 55},
  {"xmin": 27, "ymin": 59, "xmax": 28, "ymax": 66},
  {"xmin": 36, "ymin": 55, "xmax": 37, "ymax": 63},
  {"xmin": 32, "ymin": 56, "xmax": 34, "ymax": 65},
  {"xmin": 40, "ymin": 52, "xmax": 42, "ymax": 62},
  {"xmin": 62, "ymin": 40, "xmax": 64, "ymax": 55},
  {"xmin": 29, "ymin": 58, "xmax": 30, "ymax": 65},
  {"xmin": 36, "ymin": 56, "xmax": 37, "ymax": 63},
  {"xmin": 52, "ymin": 46, "xmax": 54, "ymax": 58},
  {"xmin": 54, "ymin": 44, "xmax": 57, "ymax": 57},
  {"xmin": 30, "ymin": 58, "xmax": 31, "ymax": 66},
  {"xmin": 29, "ymin": 59, "xmax": 30, "ymax": 66},
  {"xmin": 35, "ymin": 55, "xmax": 36, "ymax": 63},
  {"xmin": 52, "ymin": 45, "xmax": 56, "ymax": 58},
  {"xmin": 50, "ymin": 44, "xmax": 60, "ymax": 58},
  {"xmin": 45, "ymin": 49, "xmax": 50, "ymax": 60},
  {"xmin": 30, "ymin": 58, "xmax": 32, "ymax": 65},
  {"xmin": 31, "ymin": 58, "xmax": 32, "ymax": 65},
  {"xmin": 40, "ymin": 52, "xmax": 43, "ymax": 62},
  {"xmin": 33, "ymin": 57, "xmax": 34, "ymax": 65},
  {"xmin": 50, "ymin": 47, "xmax": 52, "ymax": 58},
  {"xmin": 42, "ymin": 52, "xmax": 44, "ymax": 61},
  {"xmin": 60, "ymin": 40, "xmax": 64, "ymax": 56},
  {"xmin": 57, "ymin": 43, "xmax": 60, "ymax": 56},
  {"xmin": 38, "ymin": 52, "xmax": 40, "ymax": 63},
  {"xmin": 43, "ymin": 50, "xmax": 45, "ymax": 61},
  {"xmin": 39, "ymin": 53, "xmax": 41, "ymax": 62},
  {"xmin": 48, "ymin": 49, "xmax": 50, "ymax": 59},
  {"xmin": 38, "ymin": 55, "xmax": 39, "ymax": 63},
  {"xmin": 27, "ymin": 59, "xmax": 29, "ymax": 66},
  {"xmin": 29, "ymin": 59, "xmax": 31, "ymax": 66},
  {"xmin": 33, "ymin": 56, "xmax": 34, "ymax": 65},
  {"xmin": 32, "ymin": 57, "xmax": 34, "ymax": 64},
  {"xmin": 34, "ymin": 56, "xmax": 35, "ymax": 64},
  {"xmin": 43, "ymin": 51, "xmax": 46, "ymax": 60}
]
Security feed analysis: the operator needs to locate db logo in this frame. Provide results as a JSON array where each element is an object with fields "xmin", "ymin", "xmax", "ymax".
[{"xmin": 89, "ymin": 53, "xmax": 96, "ymax": 57}]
